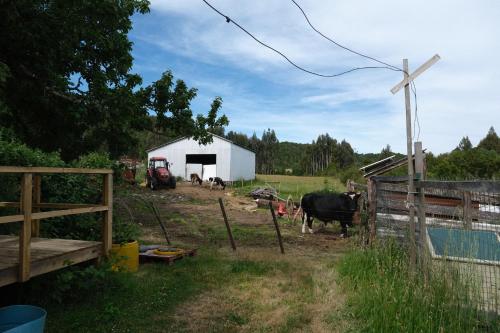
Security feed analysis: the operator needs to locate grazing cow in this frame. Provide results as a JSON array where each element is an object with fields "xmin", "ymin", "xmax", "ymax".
[
  {"xmin": 209, "ymin": 177, "xmax": 226, "ymax": 190},
  {"xmin": 190, "ymin": 173, "xmax": 202, "ymax": 185},
  {"xmin": 301, "ymin": 192, "xmax": 361, "ymax": 237}
]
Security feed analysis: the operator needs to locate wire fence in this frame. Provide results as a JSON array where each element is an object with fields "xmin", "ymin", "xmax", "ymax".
[{"xmin": 371, "ymin": 176, "xmax": 500, "ymax": 318}]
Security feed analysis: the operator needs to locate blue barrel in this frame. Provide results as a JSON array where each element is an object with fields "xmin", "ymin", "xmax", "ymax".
[{"xmin": 0, "ymin": 305, "xmax": 46, "ymax": 333}]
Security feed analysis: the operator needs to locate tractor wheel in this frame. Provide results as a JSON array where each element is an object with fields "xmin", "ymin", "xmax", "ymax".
[{"xmin": 169, "ymin": 176, "xmax": 176, "ymax": 189}]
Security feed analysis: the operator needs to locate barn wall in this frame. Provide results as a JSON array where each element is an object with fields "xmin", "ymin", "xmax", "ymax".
[
  {"xmin": 147, "ymin": 136, "xmax": 232, "ymax": 181},
  {"xmin": 230, "ymin": 144, "xmax": 255, "ymax": 181}
]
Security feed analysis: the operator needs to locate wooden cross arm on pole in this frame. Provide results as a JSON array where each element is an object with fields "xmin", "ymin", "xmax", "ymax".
[{"xmin": 390, "ymin": 54, "xmax": 441, "ymax": 94}]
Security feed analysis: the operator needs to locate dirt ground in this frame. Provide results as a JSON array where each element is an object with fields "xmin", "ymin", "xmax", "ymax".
[
  {"xmin": 125, "ymin": 182, "xmax": 352, "ymax": 249},
  {"xmin": 117, "ymin": 182, "xmax": 354, "ymax": 332}
]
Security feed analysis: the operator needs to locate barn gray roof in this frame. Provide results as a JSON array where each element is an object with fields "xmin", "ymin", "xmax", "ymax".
[{"xmin": 146, "ymin": 133, "xmax": 255, "ymax": 154}]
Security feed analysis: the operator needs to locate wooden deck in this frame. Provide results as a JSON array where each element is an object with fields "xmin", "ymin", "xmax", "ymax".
[{"xmin": 0, "ymin": 235, "xmax": 102, "ymax": 287}]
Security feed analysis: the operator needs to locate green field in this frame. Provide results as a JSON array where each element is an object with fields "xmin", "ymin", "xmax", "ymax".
[{"xmin": 233, "ymin": 174, "xmax": 346, "ymax": 202}]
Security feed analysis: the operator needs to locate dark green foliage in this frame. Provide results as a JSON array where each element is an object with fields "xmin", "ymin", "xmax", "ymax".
[
  {"xmin": 274, "ymin": 141, "xmax": 309, "ymax": 175},
  {"xmin": 0, "ymin": 1, "xmax": 228, "ymax": 160},
  {"xmin": 258, "ymin": 128, "xmax": 279, "ymax": 174},
  {"xmin": 379, "ymin": 144, "xmax": 394, "ymax": 158},
  {"xmin": 477, "ymin": 126, "xmax": 500, "ymax": 153},
  {"xmin": 0, "ymin": 139, "xmax": 135, "ymax": 240},
  {"xmin": 301, "ymin": 134, "xmax": 356, "ymax": 176},
  {"xmin": 427, "ymin": 148, "xmax": 500, "ymax": 180},
  {"xmin": 456, "ymin": 136, "xmax": 473, "ymax": 151},
  {"xmin": 112, "ymin": 215, "xmax": 141, "ymax": 244}
]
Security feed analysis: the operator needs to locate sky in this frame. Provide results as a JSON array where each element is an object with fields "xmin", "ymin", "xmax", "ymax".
[{"xmin": 129, "ymin": 0, "xmax": 500, "ymax": 154}]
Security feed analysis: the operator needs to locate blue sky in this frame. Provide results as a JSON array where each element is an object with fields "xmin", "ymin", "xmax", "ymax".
[{"xmin": 129, "ymin": 0, "xmax": 500, "ymax": 154}]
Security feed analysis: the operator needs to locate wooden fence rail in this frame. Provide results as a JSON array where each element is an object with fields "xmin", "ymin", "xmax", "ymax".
[{"xmin": 0, "ymin": 166, "xmax": 113, "ymax": 283}]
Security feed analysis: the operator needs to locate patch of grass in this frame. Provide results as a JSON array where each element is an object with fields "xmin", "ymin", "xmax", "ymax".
[
  {"xmin": 232, "ymin": 174, "xmax": 345, "ymax": 203},
  {"xmin": 338, "ymin": 241, "xmax": 498, "ymax": 333},
  {"xmin": 3, "ymin": 249, "xmax": 293, "ymax": 333}
]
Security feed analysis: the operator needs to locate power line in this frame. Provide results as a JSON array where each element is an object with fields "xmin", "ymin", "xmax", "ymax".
[
  {"xmin": 290, "ymin": 0, "xmax": 401, "ymax": 71},
  {"xmin": 201, "ymin": 0, "xmax": 422, "ymax": 141},
  {"xmin": 290, "ymin": 0, "xmax": 424, "ymax": 141},
  {"xmin": 201, "ymin": 0, "xmax": 399, "ymax": 78}
]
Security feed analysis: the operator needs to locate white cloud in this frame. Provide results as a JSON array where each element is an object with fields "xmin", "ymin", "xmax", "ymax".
[{"xmin": 136, "ymin": 0, "xmax": 500, "ymax": 153}]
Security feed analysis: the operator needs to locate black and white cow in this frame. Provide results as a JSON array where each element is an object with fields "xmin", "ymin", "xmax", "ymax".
[
  {"xmin": 301, "ymin": 192, "xmax": 361, "ymax": 237},
  {"xmin": 209, "ymin": 177, "xmax": 226, "ymax": 190}
]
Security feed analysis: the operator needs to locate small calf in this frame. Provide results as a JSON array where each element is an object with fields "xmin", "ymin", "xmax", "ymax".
[
  {"xmin": 190, "ymin": 173, "xmax": 202, "ymax": 185},
  {"xmin": 209, "ymin": 177, "xmax": 226, "ymax": 190}
]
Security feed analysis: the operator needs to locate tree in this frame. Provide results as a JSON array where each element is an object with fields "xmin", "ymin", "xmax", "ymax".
[
  {"xmin": 455, "ymin": 136, "xmax": 473, "ymax": 151},
  {"xmin": 0, "ymin": 1, "xmax": 227, "ymax": 160},
  {"xmin": 259, "ymin": 129, "xmax": 279, "ymax": 174},
  {"xmin": 477, "ymin": 127, "xmax": 500, "ymax": 153},
  {"xmin": 380, "ymin": 144, "xmax": 393, "ymax": 158},
  {"xmin": 141, "ymin": 71, "xmax": 228, "ymax": 145}
]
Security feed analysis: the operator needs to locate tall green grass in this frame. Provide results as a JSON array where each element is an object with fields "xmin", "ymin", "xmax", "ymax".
[
  {"xmin": 338, "ymin": 241, "xmax": 498, "ymax": 332},
  {"xmin": 232, "ymin": 174, "xmax": 345, "ymax": 202}
]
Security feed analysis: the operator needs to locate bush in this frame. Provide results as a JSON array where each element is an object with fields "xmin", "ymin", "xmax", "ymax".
[{"xmin": 0, "ymin": 140, "xmax": 132, "ymax": 242}]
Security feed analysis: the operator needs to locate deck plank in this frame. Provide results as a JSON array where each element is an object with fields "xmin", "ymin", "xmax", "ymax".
[{"xmin": 0, "ymin": 236, "xmax": 102, "ymax": 287}]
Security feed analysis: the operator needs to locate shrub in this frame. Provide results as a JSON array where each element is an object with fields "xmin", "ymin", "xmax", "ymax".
[{"xmin": 0, "ymin": 140, "xmax": 132, "ymax": 242}]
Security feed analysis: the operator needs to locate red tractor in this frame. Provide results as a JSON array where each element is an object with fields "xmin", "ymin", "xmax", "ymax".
[{"xmin": 146, "ymin": 157, "xmax": 176, "ymax": 190}]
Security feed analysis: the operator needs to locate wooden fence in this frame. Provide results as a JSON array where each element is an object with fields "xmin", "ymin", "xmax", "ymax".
[
  {"xmin": 0, "ymin": 166, "xmax": 113, "ymax": 283},
  {"xmin": 369, "ymin": 174, "xmax": 500, "ymax": 313}
]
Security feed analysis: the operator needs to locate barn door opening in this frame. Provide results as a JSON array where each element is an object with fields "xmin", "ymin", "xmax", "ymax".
[
  {"xmin": 185, "ymin": 163, "xmax": 202, "ymax": 180},
  {"xmin": 185, "ymin": 154, "xmax": 216, "ymax": 180}
]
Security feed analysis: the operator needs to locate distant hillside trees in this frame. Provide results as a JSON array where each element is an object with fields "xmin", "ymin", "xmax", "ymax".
[
  {"xmin": 427, "ymin": 127, "xmax": 500, "ymax": 179},
  {"xmin": 455, "ymin": 136, "xmax": 473, "ymax": 151},
  {"xmin": 301, "ymin": 134, "xmax": 355, "ymax": 176},
  {"xmin": 477, "ymin": 126, "xmax": 500, "ymax": 153}
]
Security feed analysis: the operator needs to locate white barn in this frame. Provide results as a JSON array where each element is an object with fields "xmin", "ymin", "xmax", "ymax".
[{"xmin": 146, "ymin": 134, "xmax": 255, "ymax": 182}]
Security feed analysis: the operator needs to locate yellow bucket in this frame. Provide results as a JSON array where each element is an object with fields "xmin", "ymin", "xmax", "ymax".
[{"xmin": 110, "ymin": 240, "xmax": 139, "ymax": 272}]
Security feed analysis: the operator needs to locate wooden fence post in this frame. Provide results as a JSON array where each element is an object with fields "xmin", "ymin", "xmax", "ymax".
[
  {"xmin": 19, "ymin": 173, "xmax": 32, "ymax": 282},
  {"xmin": 415, "ymin": 142, "xmax": 428, "ymax": 276},
  {"xmin": 102, "ymin": 174, "xmax": 113, "ymax": 255},
  {"xmin": 218, "ymin": 198, "xmax": 236, "ymax": 251},
  {"xmin": 367, "ymin": 178, "xmax": 377, "ymax": 244},
  {"xmin": 32, "ymin": 175, "xmax": 41, "ymax": 237},
  {"xmin": 463, "ymin": 191, "xmax": 472, "ymax": 230},
  {"xmin": 269, "ymin": 202, "xmax": 285, "ymax": 254}
]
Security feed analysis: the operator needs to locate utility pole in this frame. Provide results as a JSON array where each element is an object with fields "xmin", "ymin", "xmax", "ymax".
[{"xmin": 391, "ymin": 54, "xmax": 440, "ymax": 268}]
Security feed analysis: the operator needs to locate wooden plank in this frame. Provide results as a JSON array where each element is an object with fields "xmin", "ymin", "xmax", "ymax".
[
  {"xmin": 19, "ymin": 173, "xmax": 32, "ymax": 282},
  {"xmin": 30, "ymin": 245, "xmax": 102, "ymax": 278},
  {"xmin": 0, "ymin": 215, "xmax": 24, "ymax": 224},
  {"xmin": 0, "ymin": 166, "xmax": 112, "ymax": 174},
  {"xmin": 32, "ymin": 175, "xmax": 41, "ymax": 237},
  {"xmin": 0, "ymin": 266, "xmax": 17, "ymax": 287},
  {"xmin": 0, "ymin": 202, "xmax": 97, "ymax": 209},
  {"xmin": 416, "ymin": 181, "xmax": 500, "ymax": 193},
  {"xmin": 0, "ymin": 237, "xmax": 102, "ymax": 287},
  {"xmin": 102, "ymin": 174, "xmax": 113, "ymax": 255},
  {"xmin": 463, "ymin": 191, "xmax": 472, "ymax": 229},
  {"xmin": 372, "ymin": 175, "xmax": 409, "ymax": 183},
  {"xmin": 390, "ymin": 54, "xmax": 441, "ymax": 94},
  {"xmin": 368, "ymin": 179, "xmax": 377, "ymax": 243},
  {"xmin": 31, "ymin": 205, "xmax": 108, "ymax": 220}
]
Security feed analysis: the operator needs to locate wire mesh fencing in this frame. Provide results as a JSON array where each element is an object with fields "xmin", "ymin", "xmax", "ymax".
[{"xmin": 372, "ymin": 176, "xmax": 500, "ymax": 321}]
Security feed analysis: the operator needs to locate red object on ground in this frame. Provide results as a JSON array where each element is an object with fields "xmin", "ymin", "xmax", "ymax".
[{"xmin": 277, "ymin": 202, "xmax": 287, "ymax": 216}]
